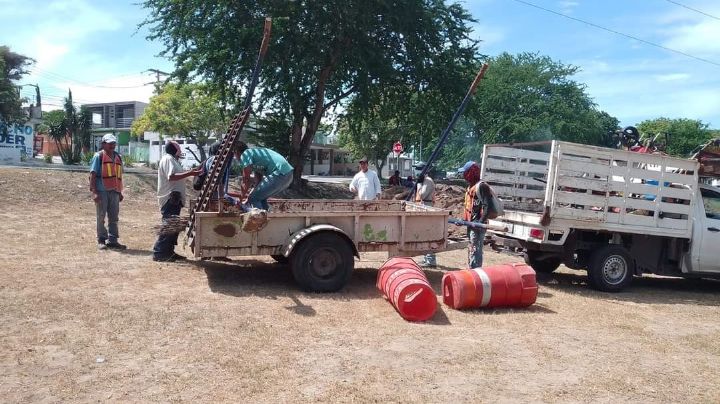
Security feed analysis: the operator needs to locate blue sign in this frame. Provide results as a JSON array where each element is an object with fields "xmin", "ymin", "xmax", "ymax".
[{"xmin": 0, "ymin": 122, "xmax": 34, "ymax": 162}]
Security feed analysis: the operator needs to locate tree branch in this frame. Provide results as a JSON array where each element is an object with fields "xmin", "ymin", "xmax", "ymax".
[{"xmin": 323, "ymin": 84, "xmax": 357, "ymax": 110}]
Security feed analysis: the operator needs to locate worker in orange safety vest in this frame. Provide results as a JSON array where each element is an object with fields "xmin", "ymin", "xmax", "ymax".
[
  {"xmin": 89, "ymin": 134, "xmax": 127, "ymax": 250},
  {"xmin": 460, "ymin": 161, "xmax": 493, "ymax": 268}
]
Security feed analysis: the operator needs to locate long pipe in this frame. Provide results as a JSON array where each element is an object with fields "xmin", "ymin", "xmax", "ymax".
[{"xmin": 407, "ymin": 63, "xmax": 489, "ymax": 201}]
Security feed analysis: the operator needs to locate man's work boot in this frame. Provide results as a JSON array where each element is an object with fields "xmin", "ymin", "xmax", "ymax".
[{"xmin": 106, "ymin": 241, "xmax": 127, "ymax": 250}]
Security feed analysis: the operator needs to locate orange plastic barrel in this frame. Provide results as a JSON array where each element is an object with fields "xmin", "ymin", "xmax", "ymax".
[
  {"xmin": 377, "ymin": 257, "xmax": 437, "ymax": 322},
  {"xmin": 442, "ymin": 263, "xmax": 538, "ymax": 310}
]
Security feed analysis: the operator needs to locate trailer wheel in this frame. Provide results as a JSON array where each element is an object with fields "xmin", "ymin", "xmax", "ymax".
[
  {"xmin": 524, "ymin": 251, "xmax": 562, "ymax": 273},
  {"xmin": 588, "ymin": 245, "xmax": 634, "ymax": 292},
  {"xmin": 290, "ymin": 233, "xmax": 354, "ymax": 292}
]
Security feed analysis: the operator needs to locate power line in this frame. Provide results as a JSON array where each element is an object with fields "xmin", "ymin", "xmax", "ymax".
[
  {"xmin": 664, "ymin": 0, "xmax": 720, "ymax": 21},
  {"xmin": 509, "ymin": 0, "xmax": 720, "ymax": 68},
  {"xmin": 28, "ymin": 66, "xmax": 151, "ymax": 89}
]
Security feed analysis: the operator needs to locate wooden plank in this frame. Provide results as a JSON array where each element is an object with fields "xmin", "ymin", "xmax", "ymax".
[
  {"xmin": 658, "ymin": 217, "xmax": 690, "ymax": 230},
  {"xmin": 501, "ymin": 200, "xmax": 545, "ymax": 212},
  {"xmin": 659, "ymin": 202, "xmax": 691, "ymax": 215},
  {"xmin": 608, "ymin": 211, "xmax": 656, "ymax": 227},
  {"xmin": 552, "ymin": 206, "xmax": 605, "ymax": 221},
  {"xmin": 485, "ymin": 146, "xmax": 551, "ymax": 161},
  {"xmin": 660, "ymin": 171, "xmax": 697, "ymax": 185},
  {"xmin": 492, "ymin": 185, "xmax": 545, "ymax": 199},
  {"xmin": 484, "ymin": 158, "xmax": 549, "ymax": 174},
  {"xmin": 623, "ymin": 167, "xmax": 661, "ymax": 181},
  {"xmin": 554, "ymin": 191, "xmax": 607, "ymax": 207},
  {"xmin": 608, "ymin": 197, "xmax": 656, "ymax": 211},
  {"xmin": 556, "ymin": 176, "xmax": 609, "ymax": 192},
  {"xmin": 558, "ymin": 159, "xmax": 612, "ymax": 177},
  {"xmin": 482, "ymin": 172, "xmax": 547, "ymax": 187}
]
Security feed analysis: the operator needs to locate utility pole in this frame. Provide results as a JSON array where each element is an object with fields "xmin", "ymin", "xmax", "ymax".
[{"xmin": 144, "ymin": 69, "xmax": 170, "ymax": 92}]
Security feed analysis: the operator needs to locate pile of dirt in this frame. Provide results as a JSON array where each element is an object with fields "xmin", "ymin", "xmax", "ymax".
[{"xmin": 275, "ymin": 181, "xmax": 354, "ymax": 200}]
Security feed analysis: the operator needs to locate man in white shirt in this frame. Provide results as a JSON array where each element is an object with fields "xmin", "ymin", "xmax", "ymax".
[
  {"xmin": 415, "ymin": 174, "xmax": 437, "ymax": 267},
  {"xmin": 349, "ymin": 157, "xmax": 381, "ymax": 200},
  {"xmin": 152, "ymin": 141, "xmax": 202, "ymax": 262}
]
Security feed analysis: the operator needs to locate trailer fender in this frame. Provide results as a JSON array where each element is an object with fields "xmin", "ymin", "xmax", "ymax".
[{"xmin": 282, "ymin": 224, "xmax": 360, "ymax": 259}]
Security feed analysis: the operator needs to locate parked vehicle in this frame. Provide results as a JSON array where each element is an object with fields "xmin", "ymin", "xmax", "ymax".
[
  {"xmin": 482, "ymin": 140, "xmax": 720, "ymax": 292},
  {"xmin": 191, "ymin": 200, "xmax": 451, "ymax": 292}
]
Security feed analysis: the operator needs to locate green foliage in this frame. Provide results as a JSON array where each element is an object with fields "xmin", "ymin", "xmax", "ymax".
[
  {"xmin": 131, "ymin": 82, "xmax": 226, "ymax": 161},
  {"xmin": 46, "ymin": 90, "xmax": 92, "ymax": 164},
  {"xmin": 247, "ymin": 114, "xmax": 291, "ymax": 157},
  {"xmin": 469, "ymin": 53, "xmax": 617, "ymax": 145},
  {"xmin": 141, "ymin": 0, "xmax": 479, "ymax": 186},
  {"xmin": 122, "ymin": 153, "xmax": 137, "ymax": 167},
  {"xmin": 80, "ymin": 151, "xmax": 94, "ymax": 165},
  {"xmin": 636, "ymin": 117, "xmax": 714, "ymax": 157},
  {"xmin": 0, "ymin": 46, "xmax": 34, "ymax": 126},
  {"xmin": 338, "ymin": 52, "xmax": 620, "ymax": 171},
  {"xmin": 43, "ymin": 154, "xmax": 53, "ymax": 163}
]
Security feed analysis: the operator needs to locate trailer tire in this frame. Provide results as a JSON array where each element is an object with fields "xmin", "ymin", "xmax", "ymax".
[
  {"xmin": 524, "ymin": 252, "xmax": 562, "ymax": 273},
  {"xmin": 588, "ymin": 245, "xmax": 634, "ymax": 292},
  {"xmin": 290, "ymin": 232, "xmax": 354, "ymax": 292}
]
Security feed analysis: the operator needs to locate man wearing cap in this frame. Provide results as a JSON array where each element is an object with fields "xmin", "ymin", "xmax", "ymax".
[
  {"xmin": 459, "ymin": 161, "xmax": 493, "ymax": 268},
  {"xmin": 231, "ymin": 141, "xmax": 294, "ymax": 211},
  {"xmin": 152, "ymin": 141, "xmax": 203, "ymax": 262},
  {"xmin": 349, "ymin": 157, "xmax": 381, "ymax": 200},
  {"xmin": 89, "ymin": 134, "xmax": 127, "ymax": 250}
]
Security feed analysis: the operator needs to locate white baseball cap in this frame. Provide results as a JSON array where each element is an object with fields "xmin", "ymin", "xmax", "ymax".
[{"xmin": 102, "ymin": 134, "xmax": 117, "ymax": 144}]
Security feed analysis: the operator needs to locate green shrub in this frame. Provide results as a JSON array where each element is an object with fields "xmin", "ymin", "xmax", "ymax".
[
  {"xmin": 81, "ymin": 151, "xmax": 94, "ymax": 165},
  {"xmin": 43, "ymin": 154, "xmax": 53, "ymax": 164},
  {"xmin": 123, "ymin": 154, "xmax": 137, "ymax": 167}
]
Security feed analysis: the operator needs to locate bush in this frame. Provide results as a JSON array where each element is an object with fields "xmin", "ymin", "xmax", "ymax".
[
  {"xmin": 43, "ymin": 154, "xmax": 53, "ymax": 164},
  {"xmin": 123, "ymin": 154, "xmax": 137, "ymax": 167},
  {"xmin": 81, "ymin": 151, "xmax": 94, "ymax": 165}
]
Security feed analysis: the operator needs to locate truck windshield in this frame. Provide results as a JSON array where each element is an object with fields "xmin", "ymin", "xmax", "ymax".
[{"xmin": 701, "ymin": 188, "xmax": 720, "ymax": 220}]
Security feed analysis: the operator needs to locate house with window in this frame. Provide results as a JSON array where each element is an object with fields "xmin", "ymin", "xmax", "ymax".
[{"xmin": 82, "ymin": 101, "xmax": 148, "ymax": 153}]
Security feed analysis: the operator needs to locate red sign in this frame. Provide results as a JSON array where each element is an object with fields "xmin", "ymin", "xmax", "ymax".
[{"xmin": 393, "ymin": 142, "xmax": 403, "ymax": 154}]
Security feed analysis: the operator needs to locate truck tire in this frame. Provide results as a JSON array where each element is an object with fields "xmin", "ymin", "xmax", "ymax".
[
  {"xmin": 524, "ymin": 251, "xmax": 562, "ymax": 273},
  {"xmin": 290, "ymin": 232, "xmax": 354, "ymax": 292},
  {"xmin": 588, "ymin": 245, "xmax": 634, "ymax": 292}
]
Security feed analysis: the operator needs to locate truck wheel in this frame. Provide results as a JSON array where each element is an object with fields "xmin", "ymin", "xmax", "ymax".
[
  {"xmin": 588, "ymin": 245, "xmax": 634, "ymax": 292},
  {"xmin": 290, "ymin": 233, "xmax": 354, "ymax": 292},
  {"xmin": 524, "ymin": 252, "xmax": 562, "ymax": 273},
  {"xmin": 271, "ymin": 254, "xmax": 288, "ymax": 264}
]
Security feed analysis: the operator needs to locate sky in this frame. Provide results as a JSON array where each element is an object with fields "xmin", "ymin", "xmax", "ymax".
[{"xmin": 1, "ymin": 0, "xmax": 719, "ymax": 128}]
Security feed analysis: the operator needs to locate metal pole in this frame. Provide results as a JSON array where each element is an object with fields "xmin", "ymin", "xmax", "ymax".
[{"xmin": 406, "ymin": 63, "xmax": 489, "ymax": 201}]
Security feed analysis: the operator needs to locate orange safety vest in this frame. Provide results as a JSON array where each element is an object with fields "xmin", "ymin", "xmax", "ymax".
[
  {"xmin": 100, "ymin": 151, "xmax": 123, "ymax": 192},
  {"xmin": 463, "ymin": 183, "xmax": 481, "ymax": 222}
]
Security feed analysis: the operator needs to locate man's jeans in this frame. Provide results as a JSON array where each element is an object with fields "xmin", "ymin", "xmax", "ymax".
[
  {"xmin": 152, "ymin": 193, "xmax": 183, "ymax": 259},
  {"xmin": 247, "ymin": 171, "xmax": 293, "ymax": 210},
  {"xmin": 421, "ymin": 201, "xmax": 436, "ymax": 265},
  {"xmin": 96, "ymin": 190, "xmax": 121, "ymax": 243},
  {"xmin": 468, "ymin": 227, "xmax": 486, "ymax": 268}
]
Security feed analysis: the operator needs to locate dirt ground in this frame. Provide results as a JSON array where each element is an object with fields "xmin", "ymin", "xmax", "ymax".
[{"xmin": 2, "ymin": 167, "xmax": 720, "ymax": 402}]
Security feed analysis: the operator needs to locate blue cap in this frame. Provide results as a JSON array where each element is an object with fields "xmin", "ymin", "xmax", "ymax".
[{"xmin": 460, "ymin": 161, "xmax": 477, "ymax": 173}]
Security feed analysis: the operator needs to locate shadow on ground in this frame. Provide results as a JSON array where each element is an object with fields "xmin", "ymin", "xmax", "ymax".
[{"xmin": 537, "ymin": 271, "xmax": 720, "ymax": 307}]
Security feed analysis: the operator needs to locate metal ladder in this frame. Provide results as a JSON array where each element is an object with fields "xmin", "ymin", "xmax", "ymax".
[{"xmin": 185, "ymin": 17, "xmax": 273, "ymax": 249}]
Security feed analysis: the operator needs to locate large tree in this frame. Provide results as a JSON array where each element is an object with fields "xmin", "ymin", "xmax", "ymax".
[
  {"xmin": 0, "ymin": 46, "xmax": 34, "ymax": 126},
  {"xmin": 141, "ymin": 0, "xmax": 478, "ymax": 187},
  {"xmin": 636, "ymin": 117, "xmax": 716, "ymax": 158},
  {"xmin": 339, "ymin": 52, "xmax": 620, "ymax": 171},
  {"xmin": 435, "ymin": 53, "xmax": 619, "ymax": 168},
  {"xmin": 131, "ymin": 82, "xmax": 227, "ymax": 161}
]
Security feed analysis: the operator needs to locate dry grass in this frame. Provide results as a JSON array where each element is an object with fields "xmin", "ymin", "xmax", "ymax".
[{"xmin": 1, "ymin": 167, "xmax": 720, "ymax": 402}]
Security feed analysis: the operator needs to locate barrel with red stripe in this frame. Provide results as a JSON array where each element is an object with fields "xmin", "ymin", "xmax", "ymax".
[
  {"xmin": 377, "ymin": 257, "xmax": 437, "ymax": 322},
  {"xmin": 442, "ymin": 263, "xmax": 538, "ymax": 310}
]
